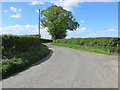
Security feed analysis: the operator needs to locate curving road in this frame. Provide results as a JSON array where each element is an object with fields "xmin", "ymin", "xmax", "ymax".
[{"xmin": 2, "ymin": 44, "xmax": 118, "ymax": 88}]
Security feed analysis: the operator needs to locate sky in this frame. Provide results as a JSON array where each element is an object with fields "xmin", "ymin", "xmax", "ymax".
[{"xmin": 1, "ymin": 0, "xmax": 118, "ymax": 39}]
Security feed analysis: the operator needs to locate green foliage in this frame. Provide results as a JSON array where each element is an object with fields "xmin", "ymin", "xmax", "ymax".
[
  {"xmin": 2, "ymin": 58, "xmax": 29, "ymax": 78},
  {"xmin": 2, "ymin": 45, "xmax": 49, "ymax": 79},
  {"xmin": 53, "ymin": 37, "xmax": 120, "ymax": 54},
  {"xmin": 2, "ymin": 35, "xmax": 52, "ymax": 59},
  {"xmin": 2, "ymin": 35, "xmax": 40, "ymax": 58},
  {"xmin": 41, "ymin": 5, "xmax": 79, "ymax": 40},
  {"xmin": 1, "ymin": 35, "xmax": 50, "ymax": 79}
]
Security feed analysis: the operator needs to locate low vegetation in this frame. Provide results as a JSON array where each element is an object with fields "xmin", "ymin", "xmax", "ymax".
[
  {"xmin": 53, "ymin": 37, "xmax": 120, "ymax": 55},
  {"xmin": 1, "ymin": 35, "xmax": 52, "ymax": 79}
]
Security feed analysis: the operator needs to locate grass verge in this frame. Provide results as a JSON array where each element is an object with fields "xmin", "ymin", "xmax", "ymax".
[
  {"xmin": 52, "ymin": 43, "xmax": 118, "ymax": 55},
  {"xmin": 2, "ymin": 44, "xmax": 49, "ymax": 79}
]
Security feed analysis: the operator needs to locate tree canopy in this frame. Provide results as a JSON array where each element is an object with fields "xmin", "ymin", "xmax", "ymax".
[{"xmin": 40, "ymin": 5, "xmax": 79, "ymax": 40}]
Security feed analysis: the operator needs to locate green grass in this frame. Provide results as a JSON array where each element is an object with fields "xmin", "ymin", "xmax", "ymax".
[
  {"xmin": 2, "ymin": 44, "xmax": 50, "ymax": 79},
  {"xmin": 52, "ymin": 43, "xmax": 118, "ymax": 55}
]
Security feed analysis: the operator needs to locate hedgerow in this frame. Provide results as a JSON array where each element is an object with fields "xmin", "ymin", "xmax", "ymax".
[
  {"xmin": 1, "ymin": 35, "xmax": 51, "ymax": 79},
  {"xmin": 2, "ymin": 35, "xmax": 52, "ymax": 59},
  {"xmin": 54, "ymin": 37, "xmax": 120, "ymax": 54}
]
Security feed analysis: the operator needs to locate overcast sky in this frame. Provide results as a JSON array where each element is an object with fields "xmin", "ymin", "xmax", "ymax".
[{"xmin": 1, "ymin": 0, "xmax": 118, "ymax": 39}]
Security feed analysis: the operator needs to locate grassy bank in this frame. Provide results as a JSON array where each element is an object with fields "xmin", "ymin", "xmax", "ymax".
[
  {"xmin": 1, "ymin": 35, "xmax": 51, "ymax": 79},
  {"xmin": 52, "ymin": 37, "xmax": 120, "ymax": 55},
  {"xmin": 52, "ymin": 43, "xmax": 118, "ymax": 55}
]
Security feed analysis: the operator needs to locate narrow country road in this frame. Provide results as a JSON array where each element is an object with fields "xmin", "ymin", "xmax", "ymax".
[{"xmin": 2, "ymin": 44, "xmax": 118, "ymax": 88}]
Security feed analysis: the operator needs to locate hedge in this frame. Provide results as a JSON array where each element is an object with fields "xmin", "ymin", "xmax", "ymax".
[
  {"xmin": 2, "ymin": 35, "xmax": 52, "ymax": 59},
  {"xmin": 1, "ymin": 35, "xmax": 51, "ymax": 79},
  {"xmin": 2, "ymin": 44, "xmax": 49, "ymax": 79},
  {"xmin": 54, "ymin": 37, "xmax": 120, "ymax": 53}
]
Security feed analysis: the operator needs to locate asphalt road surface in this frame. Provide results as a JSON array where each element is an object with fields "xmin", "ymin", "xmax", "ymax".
[{"xmin": 2, "ymin": 44, "xmax": 118, "ymax": 88}]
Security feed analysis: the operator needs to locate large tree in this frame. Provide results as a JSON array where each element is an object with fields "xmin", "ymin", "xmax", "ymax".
[{"xmin": 40, "ymin": 5, "xmax": 79, "ymax": 40}]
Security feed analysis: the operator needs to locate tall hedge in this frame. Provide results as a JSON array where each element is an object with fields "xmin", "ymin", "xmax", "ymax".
[
  {"xmin": 1, "ymin": 35, "xmax": 51, "ymax": 79},
  {"xmin": 3, "ymin": 35, "xmax": 40, "ymax": 50},
  {"xmin": 2, "ymin": 35, "xmax": 52, "ymax": 59}
]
